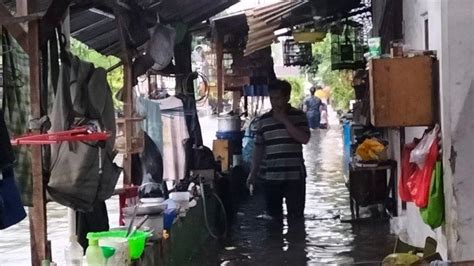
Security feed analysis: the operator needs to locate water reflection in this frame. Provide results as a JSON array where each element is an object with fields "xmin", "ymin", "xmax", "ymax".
[{"xmin": 198, "ymin": 111, "xmax": 394, "ymax": 265}]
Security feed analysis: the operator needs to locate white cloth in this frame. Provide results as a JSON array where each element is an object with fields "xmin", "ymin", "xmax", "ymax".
[
  {"xmin": 320, "ymin": 110, "xmax": 328, "ymax": 124},
  {"xmin": 153, "ymin": 96, "xmax": 189, "ymax": 188}
]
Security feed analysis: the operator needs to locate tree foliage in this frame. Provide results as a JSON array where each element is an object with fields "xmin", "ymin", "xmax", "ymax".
[
  {"xmin": 285, "ymin": 76, "xmax": 305, "ymax": 109},
  {"xmin": 70, "ymin": 38, "xmax": 123, "ymax": 109},
  {"xmin": 306, "ymin": 34, "xmax": 354, "ymax": 111}
]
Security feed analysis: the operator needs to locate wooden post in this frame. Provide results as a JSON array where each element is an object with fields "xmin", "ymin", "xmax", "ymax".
[
  {"xmin": 215, "ymin": 30, "xmax": 224, "ymax": 114},
  {"xmin": 28, "ymin": 19, "xmax": 50, "ymax": 266},
  {"xmin": 174, "ymin": 33, "xmax": 194, "ymax": 95},
  {"xmin": 15, "ymin": 1, "xmax": 49, "ymax": 264},
  {"xmin": 116, "ymin": 16, "xmax": 133, "ymax": 186}
]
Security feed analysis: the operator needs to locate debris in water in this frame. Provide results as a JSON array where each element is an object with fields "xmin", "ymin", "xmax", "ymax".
[
  {"xmin": 237, "ymin": 212, "xmax": 245, "ymax": 216},
  {"xmin": 225, "ymin": 246, "xmax": 237, "ymax": 251},
  {"xmin": 256, "ymin": 214, "xmax": 273, "ymax": 220}
]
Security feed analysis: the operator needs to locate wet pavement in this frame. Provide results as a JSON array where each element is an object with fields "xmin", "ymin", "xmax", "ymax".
[
  {"xmin": 0, "ymin": 109, "xmax": 395, "ymax": 265},
  {"xmin": 194, "ymin": 111, "xmax": 395, "ymax": 265}
]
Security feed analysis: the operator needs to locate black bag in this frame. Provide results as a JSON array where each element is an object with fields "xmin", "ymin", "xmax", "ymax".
[{"xmin": 0, "ymin": 167, "xmax": 26, "ymax": 229}]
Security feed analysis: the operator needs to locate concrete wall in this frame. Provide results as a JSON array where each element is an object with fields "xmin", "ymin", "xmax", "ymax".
[
  {"xmin": 400, "ymin": 0, "xmax": 448, "ymax": 258},
  {"xmin": 398, "ymin": 0, "xmax": 474, "ymax": 260},
  {"xmin": 441, "ymin": 0, "xmax": 474, "ymax": 260}
]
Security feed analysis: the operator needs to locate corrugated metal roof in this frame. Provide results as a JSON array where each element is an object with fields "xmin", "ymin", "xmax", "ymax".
[
  {"xmin": 1, "ymin": 0, "xmax": 239, "ymax": 56},
  {"xmin": 243, "ymin": 0, "xmax": 364, "ymax": 56},
  {"xmin": 68, "ymin": 0, "xmax": 239, "ymax": 56},
  {"xmin": 244, "ymin": 0, "xmax": 308, "ymax": 56}
]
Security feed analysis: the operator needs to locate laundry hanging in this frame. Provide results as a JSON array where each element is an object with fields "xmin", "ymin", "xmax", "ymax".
[
  {"xmin": 2, "ymin": 31, "xmax": 33, "ymax": 205},
  {"xmin": 0, "ymin": 109, "xmax": 26, "ymax": 229},
  {"xmin": 154, "ymin": 96, "xmax": 189, "ymax": 189}
]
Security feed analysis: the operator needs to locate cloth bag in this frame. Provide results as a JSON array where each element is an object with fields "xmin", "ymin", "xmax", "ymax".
[
  {"xmin": 420, "ymin": 161, "xmax": 444, "ymax": 229},
  {"xmin": 48, "ymin": 54, "xmax": 120, "ymax": 211},
  {"xmin": 0, "ymin": 167, "xmax": 26, "ymax": 229}
]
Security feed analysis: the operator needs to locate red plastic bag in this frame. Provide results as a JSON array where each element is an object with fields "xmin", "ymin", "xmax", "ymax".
[
  {"xmin": 399, "ymin": 142, "xmax": 417, "ymax": 202},
  {"xmin": 406, "ymin": 127, "xmax": 440, "ymax": 208}
]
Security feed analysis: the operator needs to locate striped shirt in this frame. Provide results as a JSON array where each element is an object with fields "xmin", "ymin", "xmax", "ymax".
[{"xmin": 255, "ymin": 107, "xmax": 309, "ymax": 181}]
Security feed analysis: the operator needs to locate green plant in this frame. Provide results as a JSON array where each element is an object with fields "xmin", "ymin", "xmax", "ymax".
[
  {"xmin": 285, "ymin": 76, "xmax": 305, "ymax": 109},
  {"xmin": 305, "ymin": 33, "xmax": 355, "ymax": 111},
  {"xmin": 70, "ymin": 38, "xmax": 123, "ymax": 109}
]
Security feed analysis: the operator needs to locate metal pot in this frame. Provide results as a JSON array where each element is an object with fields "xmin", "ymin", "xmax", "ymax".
[{"xmin": 217, "ymin": 116, "xmax": 241, "ymax": 132}]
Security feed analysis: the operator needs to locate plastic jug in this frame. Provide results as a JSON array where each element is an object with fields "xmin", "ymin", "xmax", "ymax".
[{"xmin": 64, "ymin": 235, "xmax": 83, "ymax": 266}]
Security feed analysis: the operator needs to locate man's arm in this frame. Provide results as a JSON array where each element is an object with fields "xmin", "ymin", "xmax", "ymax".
[
  {"xmin": 247, "ymin": 144, "xmax": 264, "ymax": 188},
  {"xmin": 274, "ymin": 112, "xmax": 310, "ymax": 144}
]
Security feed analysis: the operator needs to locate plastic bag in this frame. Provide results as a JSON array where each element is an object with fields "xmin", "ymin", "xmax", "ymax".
[
  {"xmin": 410, "ymin": 125, "xmax": 440, "ymax": 168},
  {"xmin": 399, "ymin": 142, "xmax": 417, "ymax": 202},
  {"xmin": 407, "ymin": 127, "xmax": 439, "ymax": 208},
  {"xmin": 356, "ymin": 138, "xmax": 386, "ymax": 161},
  {"xmin": 420, "ymin": 161, "xmax": 444, "ymax": 229}
]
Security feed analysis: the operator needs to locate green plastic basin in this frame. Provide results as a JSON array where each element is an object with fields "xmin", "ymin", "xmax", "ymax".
[{"xmin": 87, "ymin": 230, "xmax": 150, "ymax": 260}]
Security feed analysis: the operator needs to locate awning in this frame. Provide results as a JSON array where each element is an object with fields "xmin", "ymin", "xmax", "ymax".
[{"xmin": 244, "ymin": 0, "xmax": 308, "ymax": 56}]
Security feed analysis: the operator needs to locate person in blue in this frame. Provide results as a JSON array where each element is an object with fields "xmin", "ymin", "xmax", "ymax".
[{"xmin": 303, "ymin": 86, "xmax": 323, "ymax": 129}]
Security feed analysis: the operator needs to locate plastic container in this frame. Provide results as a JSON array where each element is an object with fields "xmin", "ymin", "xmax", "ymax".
[
  {"xmin": 98, "ymin": 237, "xmax": 129, "ymax": 266},
  {"xmin": 87, "ymin": 230, "xmax": 149, "ymax": 260},
  {"xmin": 64, "ymin": 235, "xmax": 83, "ymax": 266},
  {"xmin": 85, "ymin": 238, "xmax": 105, "ymax": 266},
  {"xmin": 216, "ymin": 131, "xmax": 244, "ymax": 154},
  {"xmin": 217, "ymin": 116, "xmax": 241, "ymax": 132},
  {"xmin": 163, "ymin": 208, "xmax": 177, "ymax": 230}
]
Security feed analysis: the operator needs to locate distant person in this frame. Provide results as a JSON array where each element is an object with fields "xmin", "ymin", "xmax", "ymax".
[
  {"xmin": 247, "ymin": 79, "xmax": 310, "ymax": 220},
  {"xmin": 319, "ymin": 103, "xmax": 328, "ymax": 129},
  {"xmin": 303, "ymin": 86, "xmax": 323, "ymax": 129}
]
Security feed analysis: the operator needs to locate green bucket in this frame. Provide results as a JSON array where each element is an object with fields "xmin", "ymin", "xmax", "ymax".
[{"xmin": 87, "ymin": 230, "xmax": 150, "ymax": 260}]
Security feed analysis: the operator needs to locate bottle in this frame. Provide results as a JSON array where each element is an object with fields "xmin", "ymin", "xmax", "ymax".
[
  {"xmin": 85, "ymin": 238, "xmax": 105, "ymax": 266},
  {"xmin": 64, "ymin": 235, "xmax": 84, "ymax": 266}
]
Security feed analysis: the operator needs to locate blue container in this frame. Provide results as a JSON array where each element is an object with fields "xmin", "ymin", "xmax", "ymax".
[
  {"xmin": 163, "ymin": 208, "xmax": 177, "ymax": 230},
  {"xmin": 216, "ymin": 131, "xmax": 244, "ymax": 154}
]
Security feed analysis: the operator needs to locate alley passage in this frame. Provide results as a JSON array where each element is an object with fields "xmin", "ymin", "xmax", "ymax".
[{"xmin": 196, "ymin": 119, "xmax": 395, "ymax": 265}]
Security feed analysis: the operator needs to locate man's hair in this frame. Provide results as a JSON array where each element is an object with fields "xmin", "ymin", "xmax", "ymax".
[
  {"xmin": 310, "ymin": 86, "xmax": 316, "ymax": 95},
  {"xmin": 268, "ymin": 79, "xmax": 292, "ymax": 96}
]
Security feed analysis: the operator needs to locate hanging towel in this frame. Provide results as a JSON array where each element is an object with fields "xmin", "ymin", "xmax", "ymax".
[{"xmin": 154, "ymin": 96, "xmax": 189, "ymax": 189}]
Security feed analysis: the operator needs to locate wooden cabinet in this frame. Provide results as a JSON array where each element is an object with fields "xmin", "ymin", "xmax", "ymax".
[{"xmin": 369, "ymin": 56, "xmax": 436, "ymax": 127}]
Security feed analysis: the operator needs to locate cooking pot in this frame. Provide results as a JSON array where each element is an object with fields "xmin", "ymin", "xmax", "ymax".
[{"xmin": 217, "ymin": 116, "xmax": 241, "ymax": 132}]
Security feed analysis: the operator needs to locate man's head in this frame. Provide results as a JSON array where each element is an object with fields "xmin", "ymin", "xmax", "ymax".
[
  {"xmin": 268, "ymin": 79, "xmax": 291, "ymax": 112},
  {"xmin": 309, "ymin": 87, "xmax": 316, "ymax": 95}
]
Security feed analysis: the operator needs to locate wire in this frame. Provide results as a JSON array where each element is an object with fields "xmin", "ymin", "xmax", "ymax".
[{"xmin": 199, "ymin": 176, "xmax": 228, "ymax": 239}]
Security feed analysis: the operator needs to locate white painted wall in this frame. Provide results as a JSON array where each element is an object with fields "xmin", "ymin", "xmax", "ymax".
[
  {"xmin": 398, "ymin": 0, "xmax": 474, "ymax": 260},
  {"xmin": 441, "ymin": 0, "xmax": 474, "ymax": 260}
]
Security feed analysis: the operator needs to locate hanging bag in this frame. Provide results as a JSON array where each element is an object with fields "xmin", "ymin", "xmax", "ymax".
[
  {"xmin": 399, "ymin": 141, "xmax": 417, "ymax": 202},
  {"xmin": 0, "ymin": 167, "xmax": 26, "ymax": 229},
  {"xmin": 420, "ymin": 161, "xmax": 444, "ymax": 229},
  {"xmin": 407, "ymin": 126, "xmax": 440, "ymax": 208}
]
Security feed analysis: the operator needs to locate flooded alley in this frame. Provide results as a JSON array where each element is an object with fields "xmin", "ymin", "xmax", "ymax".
[{"xmin": 194, "ymin": 113, "xmax": 395, "ymax": 265}]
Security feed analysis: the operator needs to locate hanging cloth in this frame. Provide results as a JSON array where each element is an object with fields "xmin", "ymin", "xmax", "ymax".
[
  {"xmin": 154, "ymin": 96, "xmax": 189, "ymax": 189},
  {"xmin": 1, "ymin": 30, "xmax": 33, "ymax": 205}
]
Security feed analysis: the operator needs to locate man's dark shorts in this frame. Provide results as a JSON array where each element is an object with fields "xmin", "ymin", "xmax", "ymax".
[{"xmin": 263, "ymin": 178, "xmax": 306, "ymax": 219}]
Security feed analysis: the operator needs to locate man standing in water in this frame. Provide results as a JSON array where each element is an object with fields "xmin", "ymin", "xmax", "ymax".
[
  {"xmin": 247, "ymin": 79, "xmax": 310, "ymax": 220},
  {"xmin": 303, "ymin": 86, "xmax": 323, "ymax": 130}
]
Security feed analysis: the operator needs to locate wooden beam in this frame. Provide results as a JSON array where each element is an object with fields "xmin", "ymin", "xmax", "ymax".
[
  {"xmin": 27, "ymin": 19, "xmax": 50, "ymax": 266},
  {"xmin": 39, "ymin": 0, "xmax": 72, "ymax": 47},
  {"xmin": 116, "ymin": 15, "xmax": 132, "ymax": 186},
  {"xmin": 0, "ymin": 12, "xmax": 43, "ymax": 24},
  {"xmin": 0, "ymin": 3, "xmax": 28, "ymax": 52},
  {"xmin": 215, "ymin": 29, "xmax": 224, "ymax": 114}
]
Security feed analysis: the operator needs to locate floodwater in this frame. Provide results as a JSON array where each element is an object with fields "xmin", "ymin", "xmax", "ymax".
[
  {"xmin": 194, "ymin": 109, "xmax": 395, "ymax": 265},
  {"xmin": 0, "ymin": 108, "xmax": 394, "ymax": 265}
]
